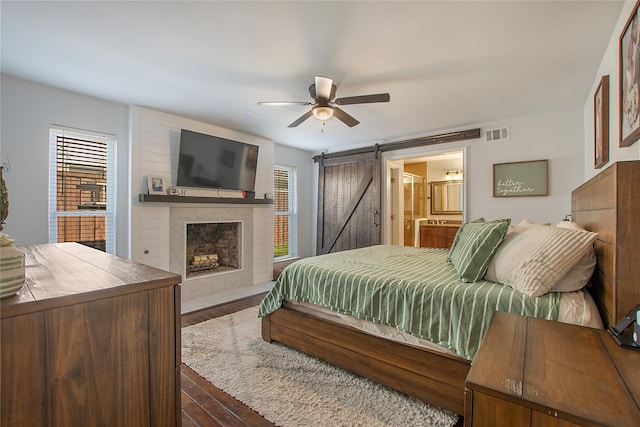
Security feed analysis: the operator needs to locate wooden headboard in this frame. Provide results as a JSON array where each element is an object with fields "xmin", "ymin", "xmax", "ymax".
[{"xmin": 571, "ymin": 160, "xmax": 640, "ymax": 328}]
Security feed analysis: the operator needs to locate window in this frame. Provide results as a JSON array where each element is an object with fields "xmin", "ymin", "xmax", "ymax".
[
  {"xmin": 49, "ymin": 126, "xmax": 116, "ymax": 253},
  {"xmin": 274, "ymin": 165, "xmax": 297, "ymax": 259}
]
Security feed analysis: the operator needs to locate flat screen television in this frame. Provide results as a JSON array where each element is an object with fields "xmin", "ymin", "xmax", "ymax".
[{"xmin": 176, "ymin": 129, "xmax": 259, "ymax": 192}]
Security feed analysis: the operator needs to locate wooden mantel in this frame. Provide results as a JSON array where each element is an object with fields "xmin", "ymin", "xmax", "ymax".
[{"xmin": 139, "ymin": 194, "xmax": 273, "ymax": 205}]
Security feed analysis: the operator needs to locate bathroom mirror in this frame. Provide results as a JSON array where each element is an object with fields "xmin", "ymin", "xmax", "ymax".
[{"xmin": 431, "ymin": 180, "xmax": 463, "ymax": 215}]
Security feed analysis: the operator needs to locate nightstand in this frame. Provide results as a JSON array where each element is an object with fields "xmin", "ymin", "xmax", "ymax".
[{"xmin": 464, "ymin": 312, "xmax": 640, "ymax": 427}]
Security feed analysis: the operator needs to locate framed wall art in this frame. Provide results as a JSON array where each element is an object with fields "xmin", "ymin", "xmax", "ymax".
[
  {"xmin": 147, "ymin": 175, "xmax": 166, "ymax": 195},
  {"xmin": 594, "ymin": 75, "xmax": 609, "ymax": 169},
  {"xmin": 619, "ymin": 1, "xmax": 640, "ymax": 147},
  {"xmin": 493, "ymin": 159, "xmax": 548, "ymax": 197}
]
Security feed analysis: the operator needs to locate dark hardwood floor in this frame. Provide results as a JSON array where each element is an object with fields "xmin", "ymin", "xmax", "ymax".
[
  {"xmin": 180, "ymin": 292, "xmax": 273, "ymax": 427},
  {"xmin": 179, "ymin": 292, "xmax": 463, "ymax": 427},
  {"xmin": 180, "ymin": 292, "xmax": 267, "ymax": 329}
]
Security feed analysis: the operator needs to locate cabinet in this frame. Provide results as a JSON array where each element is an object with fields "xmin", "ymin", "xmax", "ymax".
[
  {"xmin": 465, "ymin": 312, "xmax": 640, "ymax": 427},
  {"xmin": 1, "ymin": 243, "xmax": 182, "ymax": 427},
  {"xmin": 420, "ymin": 225, "xmax": 459, "ymax": 248}
]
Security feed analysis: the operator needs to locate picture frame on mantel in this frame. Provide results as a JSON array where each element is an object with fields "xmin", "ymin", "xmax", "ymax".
[
  {"xmin": 594, "ymin": 75, "xmax": 609, "ymax": 169},
  {"xmin": 147, "ymin": 176, "xmax": 166, "ymax": 195},
  {"xmin": 619, "ymin": 0, "xmax": 640, "ymax": 147},
  {"xmin": 493, "ymin": 159, "xmax": 548, "ymax": 197}
]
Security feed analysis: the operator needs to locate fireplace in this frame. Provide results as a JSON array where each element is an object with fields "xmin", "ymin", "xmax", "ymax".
[
  {"xmin": 169, "ymin": 206, "xmax": 257, "ymax": 303},
  {"xmin": 185, "ymin": 221, "xmax": 241, "ymax": 279}
]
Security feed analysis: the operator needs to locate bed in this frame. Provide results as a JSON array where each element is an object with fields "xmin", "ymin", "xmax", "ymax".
[{"xmin": 259, "ymin": 160, "xmax": 639, "ymax": 415}]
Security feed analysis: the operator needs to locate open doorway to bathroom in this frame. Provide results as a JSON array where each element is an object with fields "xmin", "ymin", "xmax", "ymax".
[{"xmin": 386, "ymin": 150, "xmax": 464, "ymax": 247}]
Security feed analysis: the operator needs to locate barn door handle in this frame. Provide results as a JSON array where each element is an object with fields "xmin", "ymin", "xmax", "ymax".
[{"xmin": 374, "ymin": 210, "xmax": 380, "ymax": 227}]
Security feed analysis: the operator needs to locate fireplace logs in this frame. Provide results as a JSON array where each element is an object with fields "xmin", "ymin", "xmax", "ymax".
[
  {"xmin": 188, "ymin": 253, "xmax": 220, "ymax": 273},
  {"xmin": 185, "ymin": 221, "xmax": 241, "ymax": 278}
]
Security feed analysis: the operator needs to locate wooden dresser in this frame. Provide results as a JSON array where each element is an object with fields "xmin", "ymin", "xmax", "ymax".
[
  {"xmin": 1, "ymin": 243, "xmax": 182, "ymax": 427},
  {"xmin": 420, "ymin": 224, "xmax": 460, "ymax": 248},
  {"xmin": 465, "ymin": 312, "xmax": 640, "ymax": 427}
]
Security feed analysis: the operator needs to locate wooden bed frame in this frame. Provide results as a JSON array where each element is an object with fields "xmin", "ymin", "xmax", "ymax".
[{"xmin": 261, "ymin": 160, "xmax": 639, "ymax": 415}]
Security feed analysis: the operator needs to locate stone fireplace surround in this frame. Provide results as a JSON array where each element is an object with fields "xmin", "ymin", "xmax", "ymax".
[{"xmin": 170, "ymin": 206, "xmax": 254, "ymax": 302}]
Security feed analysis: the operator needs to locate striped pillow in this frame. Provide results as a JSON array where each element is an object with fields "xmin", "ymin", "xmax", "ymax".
[
  {"xmin": 484, "ymin": 224, "xmax": 598, "ymax": 297},
  {"xmin": 448, "ymin": 219, "xmax": 510, "ymax": 282}
]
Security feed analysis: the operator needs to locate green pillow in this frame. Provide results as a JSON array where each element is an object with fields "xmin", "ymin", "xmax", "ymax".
[
  {"xmin": 448, "ymin": 217, "xmax": 485, "ymax": 258},
  {"xmin": 448, "ymin": 218, "xmax": 510, "ymax": 282}
]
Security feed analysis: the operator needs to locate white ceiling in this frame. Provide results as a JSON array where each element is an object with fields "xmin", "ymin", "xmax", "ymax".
[{"xmin": 1, "ymin": 1, "xmax": 624, "ymax": 153}]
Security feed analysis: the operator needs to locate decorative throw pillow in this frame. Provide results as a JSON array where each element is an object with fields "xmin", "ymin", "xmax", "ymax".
[
  {"xmin": 514, "ymin": 218, "xmax": 551, "ymax": 228},
  {"xmin": 485, "ymin": 221, "xmax": 554, "ymax": 281},
  {"xmin": 483, "ymin": 224, "xmax": 598, "ymax": 297},
  {"xmin": 448, "ymin": 218, "xmax": 510, "ymax": 283},
  {"xmin": 504, "ymin": 219, "xmax": 551, "ymax": 238},
  {"xmin": 447, "ymin": 217, "xmax": 485, "ymax": 260},
  {"xmin": 555, "ymin": 220, "xmax": 587, "ymax": 231},
  {"xmin": 551, "ymin": 221, "xmax": 597, "ymax": 292}
]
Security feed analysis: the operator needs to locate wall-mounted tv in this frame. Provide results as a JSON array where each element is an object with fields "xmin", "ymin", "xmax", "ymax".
[{"xmin": 176, "ymin": 129, "xmax": 259, "ymax": 192}]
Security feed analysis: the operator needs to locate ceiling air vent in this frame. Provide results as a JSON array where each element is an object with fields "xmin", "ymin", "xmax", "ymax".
[{"xmin": 484, "ymin": 127, "xmax": 510, "ymax": 142}]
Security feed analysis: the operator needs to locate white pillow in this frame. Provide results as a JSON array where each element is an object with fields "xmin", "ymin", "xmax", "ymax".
[
  {"xmin": 550, "ymin": 221, "xmax": 597, "ymax": 292},
  {"xmin": 507, "ymin": 219, "xmax": 551, "ymax": 235},
  {"xmin": 484, "ymin": 224, "xmax": 598, "ymax": 297},
  {"xmin": 555, "ymin": 220, "xmax": 585, "ymax": 231},
  {"xmin": 551, "ymin": 249, "xmax": 596, "ymax": 292},
  {"xmin": 485, "ymin": 220, "xmax": 553, "ymax": 278},
  {"xmin": 516, "ymin": 218, "xmax": 552, "ymax": 227}
]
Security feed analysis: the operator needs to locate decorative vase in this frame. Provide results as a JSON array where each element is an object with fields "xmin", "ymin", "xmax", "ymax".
[{"xmin": 0, "ymin": 234, "xmax": 25, "ymax": 299}]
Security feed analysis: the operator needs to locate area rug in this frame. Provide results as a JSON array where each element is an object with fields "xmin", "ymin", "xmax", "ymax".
[{"xmin": 182, "ymin": 306, "xmax": 459, "ymax": 427}]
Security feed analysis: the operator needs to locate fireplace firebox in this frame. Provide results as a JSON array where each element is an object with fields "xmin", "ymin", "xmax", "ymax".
[{"xmin": 185, "ymin": 221, "xmax": 241, "ymax": 279}]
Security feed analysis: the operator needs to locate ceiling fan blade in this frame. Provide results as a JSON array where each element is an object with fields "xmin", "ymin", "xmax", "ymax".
[
  {"xmin": 287, "ymin": 110, "xmax": 314, "ymax": 128},
  {"xmin": 332, "ymin": 107, "xmax": 360, "ymax": 127},
  {"xmin": 335, "ymin": 93, "xmax": 390, "ymax": 105},
  {"xmin": 315, "ymin": 76, "xmax": 334, "ymax": 100},
  {"xmin": 257, "ymin": 101, "xmax": 312, "ymax": 106}
]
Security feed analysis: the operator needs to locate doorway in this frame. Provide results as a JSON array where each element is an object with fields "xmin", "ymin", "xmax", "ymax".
[
  {"xmin": 403, "ymin": 172, "xmax": 427, "ymax": 246},
  {"xmin": 385, "ymin": 149, "xmax": 465, "ymax": 246}
]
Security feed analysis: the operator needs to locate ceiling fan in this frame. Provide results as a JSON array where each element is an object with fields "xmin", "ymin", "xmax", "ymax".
[{"xmin": 258, "ymin": 76, "xmax": 390, "ymax": 128}]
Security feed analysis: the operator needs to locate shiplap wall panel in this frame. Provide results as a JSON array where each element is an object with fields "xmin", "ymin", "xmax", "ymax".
[
  {"xmin": 253, "ymin": 206, "xmax": 275, "ymax": 284},
  {"xmin": 130, "ymin": 105, "xmax": 274, "ymax": 290},
  {"xmin": 136, "ymin": 207, "xmax": 170, "ymax": 269}
]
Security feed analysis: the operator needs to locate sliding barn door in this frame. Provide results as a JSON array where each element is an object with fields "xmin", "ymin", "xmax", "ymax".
[{"xmin": 316, "ymin": 152, "xmax": 381, "ymax": 254}]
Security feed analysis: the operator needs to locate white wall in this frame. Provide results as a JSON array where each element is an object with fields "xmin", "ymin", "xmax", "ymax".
[
  {"xmin": 273, "ymin": 144, "xmax": 316, "ymax": 258},
  {"xmin": 0, "ymin": 75, "xmax": 130, "ymax": 255},
  {"xmin": 468, "ymin": 109, "xmax": 585, "ymax": 224},
  {"xmin": 583, "ymin": 1, "xmax": 640, "ymax": 179},
  {"xmin": 380, "ymin": 107, "xmax": 585, "ymax": 229}
]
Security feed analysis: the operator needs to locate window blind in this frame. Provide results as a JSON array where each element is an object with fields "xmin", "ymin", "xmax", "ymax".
[
  {"xmin": 274, "ymin": 165, "xmax": 297, "ymax": 259},
  {"xmin": 49, "ymin": 126, "xmax": 116, "ymax": 253}
]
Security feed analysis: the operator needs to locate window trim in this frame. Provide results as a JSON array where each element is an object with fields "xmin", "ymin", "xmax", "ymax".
[
  {"xmin": 274, "ymin": 164, "xmax": 297, "ymax": 260},
  {"xmin": 48, "ymin": 125, "xmax": 117, "ymax": 253}
]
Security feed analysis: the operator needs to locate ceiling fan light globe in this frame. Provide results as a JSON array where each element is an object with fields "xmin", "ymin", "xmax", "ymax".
[{"xmin": 312, "ymin": 106, "xmax": 334, "ymax": 121}]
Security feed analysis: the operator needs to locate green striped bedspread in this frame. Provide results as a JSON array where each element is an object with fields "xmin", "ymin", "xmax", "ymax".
[{"xmin": 259, "ymin": 245, "xmax": 561, "ymax": 360}]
